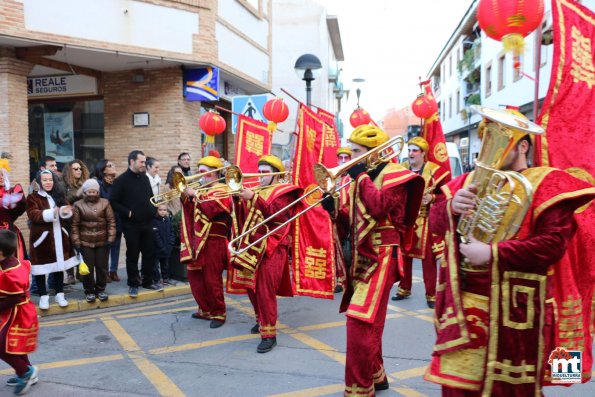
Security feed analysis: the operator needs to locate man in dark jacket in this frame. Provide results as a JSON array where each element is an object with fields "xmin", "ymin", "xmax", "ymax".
[{"xmin": 109, "ymin": 150, "xmax": 159, "ymax": 297}]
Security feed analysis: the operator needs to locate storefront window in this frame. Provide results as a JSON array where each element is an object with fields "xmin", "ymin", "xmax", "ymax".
[{"xmin": 28, "ymin": 99, "xmax": 104, "ymax": 179}]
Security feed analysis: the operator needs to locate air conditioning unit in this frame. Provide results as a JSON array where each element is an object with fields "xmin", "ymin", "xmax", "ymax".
[{"xmin": 460, "ymin": 137, "xmax": 469, "ymax": 147}]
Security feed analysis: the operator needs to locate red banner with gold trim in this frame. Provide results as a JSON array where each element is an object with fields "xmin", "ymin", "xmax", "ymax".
[
  {"xmin": 419, "ymin": 81, "xmax": 452, "ymax": 175},
  {"xmin": 235, "ymin": 115, "xmax": 272, "ymax": 174},
  {"xmin": 291, "ymin": 104, "xmax": 336, "ymax": 299},
  {"xmin": 317, "ymin": 108, "xmax": 340, "ymax": 168},
  {"xmin": 536, "ymin": 0, "xmax": 595, "ymax": 384}
]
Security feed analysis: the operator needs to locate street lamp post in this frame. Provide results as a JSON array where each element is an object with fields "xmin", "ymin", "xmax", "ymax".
[{"xmin": 294, "ymin": 54, "xmax": 322, "ymax": 108}]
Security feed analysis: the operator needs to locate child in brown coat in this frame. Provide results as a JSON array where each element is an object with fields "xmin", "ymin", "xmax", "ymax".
[{"xmin": 71, "ymin": 179, "xmax": 116, "ymax": 303}]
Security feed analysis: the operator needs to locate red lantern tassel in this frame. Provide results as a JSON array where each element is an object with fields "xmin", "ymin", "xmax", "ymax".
[{"xmin": 267, "ymin": 121, "xmax": 277, "ymax": 133}]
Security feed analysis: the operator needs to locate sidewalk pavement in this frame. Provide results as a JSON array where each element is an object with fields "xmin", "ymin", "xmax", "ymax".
[{"xmin": 30, "ymin": 267, "xmax": 191, "ymax": 317}]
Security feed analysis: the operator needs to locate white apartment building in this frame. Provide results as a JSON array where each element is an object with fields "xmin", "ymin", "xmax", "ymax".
[
  {"xmin": 271, "ymin": 0, "xmax": 345, "ymax": 159},
  {"xmin": 426, "ymin": 0, "xmax": 595, "ymax": 166}
]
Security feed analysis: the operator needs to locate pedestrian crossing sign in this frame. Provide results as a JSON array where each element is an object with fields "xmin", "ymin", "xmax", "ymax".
[{"xmin": 231, "ymin": 94, "xmax": 271, "ymax": 134}]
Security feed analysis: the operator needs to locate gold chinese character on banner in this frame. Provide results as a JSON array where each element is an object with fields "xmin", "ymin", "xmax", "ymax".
[
  {"xmin": 304, "ymin": 246, "xmax": 327, "ymax": 279},
  {"xmin": 306, "ymin": 126, "xmax": 316, "ymax": 151},
  {"xmin": 571, "ymin": 25, "xmax": 595, "ymax": 89},
  {"xmin": 324, "ymin": 126, "xmax": 337, "ymax": 148},
  {"xmin": 246, "ymin": 131, "xmax": 264, "ymax": 156}
]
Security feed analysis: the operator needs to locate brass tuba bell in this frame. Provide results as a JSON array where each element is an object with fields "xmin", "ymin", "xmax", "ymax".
[{"xmin": 457, "ymin": 105, "xmax": 544, "ymax": 244}]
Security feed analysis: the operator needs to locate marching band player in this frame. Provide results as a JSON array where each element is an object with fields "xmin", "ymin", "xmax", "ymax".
[
  {"xmin": 424, "ymin": 107, "xmax": 595, "ymax": 396},
  {"xmin": 323, "ymin": 125, "xmax": 424, "ymax": 395},
  {"xmin": 235, "ymin": 155, "xmax": 301, "ymax": 353},
  {"xmin": 393, "ymin": 137, "xmax": 450, "ymax": 308},
  {"xmin": 181, "ymin": 154, "xmax": 232, "ymax": 329}
]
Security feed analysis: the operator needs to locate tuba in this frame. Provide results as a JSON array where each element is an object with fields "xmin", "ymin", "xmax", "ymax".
[{"xmin": 457, "ymin": 105, "xmax": 544, "ymax": 244}]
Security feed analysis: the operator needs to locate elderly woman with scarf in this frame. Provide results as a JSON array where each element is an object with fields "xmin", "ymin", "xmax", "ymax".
[{"xmin": 26, "ymin": 170, "xmax": 79, "ymax": 309}]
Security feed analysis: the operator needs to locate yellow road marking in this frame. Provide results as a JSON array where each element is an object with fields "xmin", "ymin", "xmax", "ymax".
[
  {"xmin": 297, "ymin": 320, "xmax": 346, "ymax": 332},
  {"xmin": 388, "ymin": 305, "xmax": 433, "ymax": 323},
  {"xmin": 149, "ymin": 333, "xmax": 260, "ymax": 355},
  {"xmin": 392, "ymin": 386, "xmax": 429, "ymax": 397},
  {"xmin": 284, "ymin": 331, "xmax": 346, "ymax": 364},
  {"xmin": 391, "ymin": 366, "xmax": 428, "ymax": 380},
  {"xmin": 40, "ymin": 318, "xmax": 97, "ymax": 327},
  {"xmin": 267, "ymin": 383, "xmax": 344, "ymax": 397},
  {"xmin": 101, "ymin": 317, "xmax": 142, "ymax": 352},
  {"xmin": 41, "ymin": 297, "xmax": 196, "ymax": 327},
  {"xmin": 130, "ymin": 353, "xmax": 186, "ymax": 397},
  {"xmin": 116, "ymin": 306, "xmax": 197, "ymax": 319},
  {"xmin": 0, "ymin": 354, "xmax": 125, "ymax": 375}
]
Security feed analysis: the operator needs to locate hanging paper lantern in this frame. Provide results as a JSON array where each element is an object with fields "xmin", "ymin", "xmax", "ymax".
[
  {"xmin": 199, "ymin": 110, "xmax": 226, "ymax": 144},
  {"xmin": 349, "ymin": 107, "xmax": 372, "ymax": 128},
  {"xmin": 263, "ymin": 98, "xmax": 289, "ymax": 133},
  {"xmin": 477, "ymin": 0, "xmax": 544, "ymax": 55},
  {"xmin": 411, "ymin": 82, "xmax": 438, "ymax": 119}
]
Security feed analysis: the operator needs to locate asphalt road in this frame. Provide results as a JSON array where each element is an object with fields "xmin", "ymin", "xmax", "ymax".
[{"xmin": 3, "ymin": 268, "xmax": 594, "ymax": 397}]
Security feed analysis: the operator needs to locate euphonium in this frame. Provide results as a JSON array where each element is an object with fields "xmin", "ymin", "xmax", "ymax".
[{"xmin": 457, "ymin": 105, "xmax": 544, "ymax": 244}]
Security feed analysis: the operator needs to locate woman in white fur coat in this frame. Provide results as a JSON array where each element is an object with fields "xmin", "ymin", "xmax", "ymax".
[{"xmin": 26, "ymin": 170, "xmax": 79, "ymax": 310}]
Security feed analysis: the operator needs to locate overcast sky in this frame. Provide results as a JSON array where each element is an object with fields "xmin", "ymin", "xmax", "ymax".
[{"xmin": 315, "ymin": 0, "xmax": 474, "ymax": 122}]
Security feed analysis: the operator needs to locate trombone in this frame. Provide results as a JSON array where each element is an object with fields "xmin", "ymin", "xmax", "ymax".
[
  {"xmin": 228, "ymin": 135, "xmax": 405, "ymax": 256},
  {"xmin": 195, "ymin": 165, "xmax": 290, "ymax": 202},
  {"xmin": 149, "ymin": 166, "xmax": 229, "ymax": 206}
]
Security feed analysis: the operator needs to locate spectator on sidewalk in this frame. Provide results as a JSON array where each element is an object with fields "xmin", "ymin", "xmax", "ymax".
[
  {"xmin": 93, "ymin": 160, "xmax": 122, "ymax": 282},
  {"xmin": 146, "ymin": 157, "xmax": 161, "ymax": 197},
  {"xmin": 71, "ymin": 179, "xmax": 116, "ymax": 303},
  {"xmin": 175, "ymin": 152, "xmax": 192, "ymax": 177},
  {"xmin": 26, "ymin": 170, "xmax": 79, "ymax": 310},
  {"xmin": 152, "ymin": 203, "xmax": 176, "ymax": 286},
  {"xmin": 164, "ymin": 165, "xmax": 183, "ymax": 217},
  {"xmin": 62, "ymin": 159, "xmax": 90, "ymax": 285},
  {"xmin": 109, "ymin": 150, "xmax": 160, "ymax": 298}
]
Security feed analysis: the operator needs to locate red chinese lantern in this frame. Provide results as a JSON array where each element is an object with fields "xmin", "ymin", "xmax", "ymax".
[
  {"xmin": 349, "ymin": 107, "xmax": 372, "ymax": 128},
  {"xmin": 199, "ymin": 110, "xmax": 226, "ymax": 144},
  {"xmin": 478, "ymin": 0, "xmax": 544, "ymax": 55},
  {"xmin": 411, "ymin": 82, "xmax": 438, "ymax": 119},
  {"xmin": 263, "ymin": 98, "xmax": 289, "ymax": 132}
]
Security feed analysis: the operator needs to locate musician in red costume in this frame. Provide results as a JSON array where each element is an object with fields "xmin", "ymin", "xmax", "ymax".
[
  {"xmin": 181, "ymin": 155, "xmax": 231, "ymax": 329},
  {"xmin": 0, "ymin": 230, "xmax": 39, "ymax": 395},
  {"xmin": 235, "ymin": 155, "xmax": 300, "ymax": 353},
  {"xmin": 0, "ymin": 156, "xmax": 27, "ymax": 260},
  {"xmin": 425, "ymin": 109, "xmax": 595, "ymax": 396},
  {"xmin": 323, "ymin": 125, "xmax": 424, "ymax": 396},
  {"xmin": 393, "ymin": 137, "xmax": 450, "ymax": 308}
]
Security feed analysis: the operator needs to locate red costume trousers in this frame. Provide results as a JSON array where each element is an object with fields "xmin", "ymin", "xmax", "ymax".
[
  {"xmin": 345, "ymin": 254, "xmax": 397, "ymax": 396},
  {"xmin": 398, "ymin": 241, "xmax": 436, "ymax": 300},
  {"xmin": 188, "ymin": 237, "xmax": 228, "ymax": 321},
  {"xmin": 247, "ymin": 245, "xmax": 288, "ymax": 338},
  {"xmin": 0, "ymin": 312, "xmax": 31, "ymax": 377}
]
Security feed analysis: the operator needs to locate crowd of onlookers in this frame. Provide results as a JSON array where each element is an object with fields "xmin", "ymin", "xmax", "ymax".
[{"xmin": 3, "ymin": 150, "xmax": 198, "ymax": 309}]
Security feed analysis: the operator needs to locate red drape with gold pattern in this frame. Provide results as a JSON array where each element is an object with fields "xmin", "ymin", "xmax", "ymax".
[
  {"xmin": 535, "ymin": 0, "xmax": 595, "ymax": 384},
  {"xmin": 291, "ymin": 104, "xmax": 336, "ymax": 299},
  {"xmin": 317, "ymin": 108, "xmax": 340, "ymax": 168},
  {"xmin": 234, "ymin": 115, "xmax": 272, "ymax": 174}
]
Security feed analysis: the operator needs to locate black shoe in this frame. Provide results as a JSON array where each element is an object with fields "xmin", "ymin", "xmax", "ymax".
[
  {"xmin": 374, "ymin": 378, "xmax": 389, "ymax": 391},
  {"xmin": 210, "ymin": 319, "xmax": 225, "ymax": 329},
  {"xmin": 334, "ymin": 285, "xmax": 344, "ymax": 293},
  {"xmin": 128, "ymin": 287, "xmax": 138, "ymax": 298},
  {"xmin": 257, "ymin": 337, "xmax": 277, "ymax": 353},
  {"xmin": 391, "ymin": 294, "xmax": 408, "ymax": 301},
  {"xmin": 427, "ymin": 301, "xmax": 436, "ymax": 309},
  {"xmin": 143, "ymin": 283, "xmax": 164, "ymax": 292},
  {"xmin": 250, "ymin": 323, "xmax": 259, "ymax": 334},
  {"xmin": 85, "ymin": 293, "xmax": 96, "ymax": 303},
  {"xmin": 97, "ymin": 292, "xmax": 109, "ymax": 302}
]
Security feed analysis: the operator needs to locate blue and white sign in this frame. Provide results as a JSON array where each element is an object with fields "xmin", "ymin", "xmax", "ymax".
[
  {"xmin": 231, "ymin": 94, "xmax": 270, "ymax": 134},
  {"xmin": 184, "ymin": 67, "xmax": 220, "ymax": 101}
]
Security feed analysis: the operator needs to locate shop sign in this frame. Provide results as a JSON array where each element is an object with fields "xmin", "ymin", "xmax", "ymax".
[{"xmin": 27, "ymin": 75, "xmax": 97, "ymax": 98}]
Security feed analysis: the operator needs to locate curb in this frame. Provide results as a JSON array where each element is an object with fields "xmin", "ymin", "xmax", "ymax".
[{"xmin": 36, "ymin": 285, "xmax": 192, "ymax": 317}]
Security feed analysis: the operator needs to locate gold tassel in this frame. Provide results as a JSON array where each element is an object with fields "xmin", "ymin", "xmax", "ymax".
[
  {"xmin": 205, "ymin": 134, "xmax": 215, "ymax": 144},
  {"xmin": 267, "ymin": 121, "xmax": 277, "ymax": 133},
  {"xmin": 502, "ymin": 33, "xmax": 525, "ymax": 56}
]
